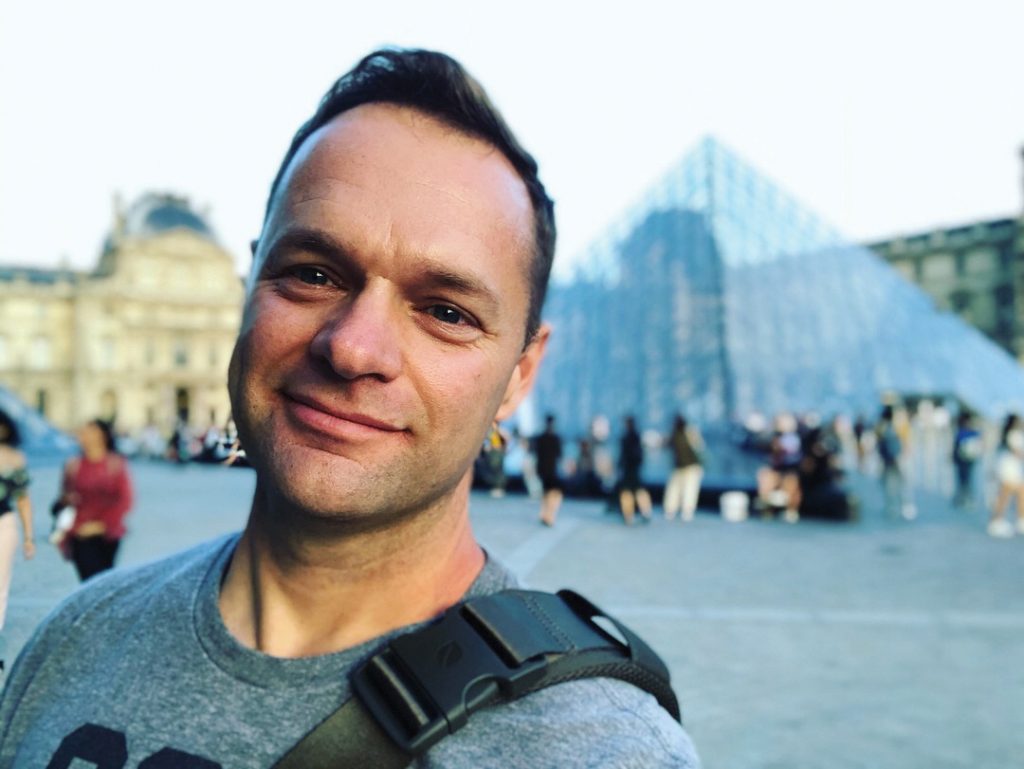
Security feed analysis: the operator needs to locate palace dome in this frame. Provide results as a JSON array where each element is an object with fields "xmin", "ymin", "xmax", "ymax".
[{"xmin": 121, "ymin": 193, "xmax": 216, "ymax": 241}]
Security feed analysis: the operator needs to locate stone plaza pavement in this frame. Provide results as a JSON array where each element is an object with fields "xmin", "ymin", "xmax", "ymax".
[{"xmin": 4, "ymin": 461, "xmax": 1023, "ymax": 769}]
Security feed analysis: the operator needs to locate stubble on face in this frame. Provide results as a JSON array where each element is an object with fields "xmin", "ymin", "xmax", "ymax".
[{"xmin": 228, "ymin": 104, "xmax": 538, "ymax": 532}]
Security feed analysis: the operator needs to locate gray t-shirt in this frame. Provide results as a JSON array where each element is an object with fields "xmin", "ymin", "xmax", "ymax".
[{"xmin": 0, "ymin": 534, "xmax": 699, "ymax": 768}]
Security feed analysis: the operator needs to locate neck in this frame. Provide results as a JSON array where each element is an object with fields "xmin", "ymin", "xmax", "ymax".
[{"xmin": 219, "ymin": 473, "xmax": 485, "ymax": 657}]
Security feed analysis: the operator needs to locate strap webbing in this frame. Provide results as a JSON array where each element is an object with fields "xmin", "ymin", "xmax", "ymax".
[{"xmin": 272, "ymin": 697, "xmax": 412, "ymax": 769}]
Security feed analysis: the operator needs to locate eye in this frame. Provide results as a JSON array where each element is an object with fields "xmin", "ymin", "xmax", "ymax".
[
  {"xmin": 292, "ymin": 266, "xmax": 331, "ymax": 286},
  {"xmin": 426, "ymin": 305, "xmax": 467, "ymax": 325}
]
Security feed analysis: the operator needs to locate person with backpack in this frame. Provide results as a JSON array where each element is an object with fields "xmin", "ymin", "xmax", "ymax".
[
  {"xmin": 663, "ymin": 414, "xmax": 703, "ymax": 522},
  {"xmin": 951, "ymin": 410, "xmax": 982, "ymax": 509},
  {"xmin": 0, "ymin": 49, "xmax": 697, "ymax": 768}
]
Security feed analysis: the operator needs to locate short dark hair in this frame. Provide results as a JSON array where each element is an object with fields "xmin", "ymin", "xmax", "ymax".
[
  {"xmin": 0, "ymin": 409, "xmax": 21, "ymax": 448},
  {"xmin": 1001, "ymin": 413, "xmax": 1020, "ymax": 447},
  {"xmin": 89, "ymin": 418, "xmax": 117, "ymax": 453},
  {"xmin": 263, "ymin": 47, "xmax": 556, "ymax": 344}
]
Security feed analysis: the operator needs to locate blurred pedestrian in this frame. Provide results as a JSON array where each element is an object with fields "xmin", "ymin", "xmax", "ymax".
[
  {"xmin": 534, "ymin": 414, "xmax": 563, "ymax": 526},
  {"xmin": 663, "ymin": 415, "xmax": 703, "ymax": 522},
  {"xmin": 853, "ymin": 415, "xmax": 868, "ymax": 471},
  {"xmin": 951, "ymin": 410, "xmax": 982, "ymax": 509},
  {"xmin": 168, "ymin": 419, "xmax": 192, "ymax": 463},
  {"xmin": 53, "ymin": 419, "xmax": 133, "ymax": 580},
  {"xmin": 618, "ymin": 415, "xmax": 652, "ymax": 525},
  {"xmin": 514, "ymin": 429, "xmax": 542, "ymax": 498},
  {"xmin": 568, "ymin": 438, "xmax": 604, "ymax": 497},
  {"xmin": 798, "ymin": 424, "xmax": 851, "ymax": 519},
  {"xmin": 988, "ymin": 413, "xmax": 1024, "ymax": 538},
  {"xmin": 756, "ymin": 413, "xmax": 802, "ymax": 522},
  {"xmin": 875, "ymin": 405, "xmax": 911, "ymax": 519},
  {"xmin": 483, "ymin": 424, "xmax": 508, "ymax": 498},
  {"xmin": 0, "ymin": 410, "xmax": 35, "ymax": 669}
]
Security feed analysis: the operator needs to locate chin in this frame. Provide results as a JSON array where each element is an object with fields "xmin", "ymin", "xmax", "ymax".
[{"xmin": 248, "ymin": 428, "xmax": 475, "ymax": 530}]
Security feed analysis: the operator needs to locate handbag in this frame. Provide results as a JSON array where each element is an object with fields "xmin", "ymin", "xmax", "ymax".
[{"xmin": 49, "ymin": 507, "xmax": 76, "ymax": 547}]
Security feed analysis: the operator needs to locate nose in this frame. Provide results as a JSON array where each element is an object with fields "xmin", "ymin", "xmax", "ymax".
[{"xmin": 309, "ymin": 281, "xmax": 403, "ymax": 382}]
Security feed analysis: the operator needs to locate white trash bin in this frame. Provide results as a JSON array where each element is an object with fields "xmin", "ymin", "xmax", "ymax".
[{"xmin": 720, "ymin": 491, "xmax": 749, "ymax": 522}]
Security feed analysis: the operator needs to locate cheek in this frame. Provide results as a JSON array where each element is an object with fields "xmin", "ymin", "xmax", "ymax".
[
  {"xmin": 228, "ymin": 304, "xmax": 300, "ymax": 410},
  {"xmin": 240, "ymin": 296, "xmax": 317, "ymax": 364},
  {"xmin": 416, "ymin": 347, "xmax": 514, "ymax": 425}
]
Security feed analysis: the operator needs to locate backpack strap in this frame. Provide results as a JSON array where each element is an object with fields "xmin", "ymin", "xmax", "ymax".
[{"xmin": 273, "ymin": 589, "xmax": 680, "ymax": 768}]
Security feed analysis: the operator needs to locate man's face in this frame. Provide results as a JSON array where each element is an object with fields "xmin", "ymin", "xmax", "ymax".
[{"xmin": 228, "ymin": 103, "xmax": 546, "ymax": 525}]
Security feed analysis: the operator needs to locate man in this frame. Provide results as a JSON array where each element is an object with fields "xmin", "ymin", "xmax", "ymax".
[{"xmin": 0, "ymin": 49, "xmax": 699, "ymax": 767}]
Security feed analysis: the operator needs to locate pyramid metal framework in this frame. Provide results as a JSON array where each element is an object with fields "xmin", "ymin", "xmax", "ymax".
[{"xmin": 534, "ymin": 137, "xmax": 1024, "ymax": 439}]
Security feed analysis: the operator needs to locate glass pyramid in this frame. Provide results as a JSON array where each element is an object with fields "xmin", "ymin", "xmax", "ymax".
[
  {"xmin": 0, "ymin": 384, "xmax": 76, "ymax": 463},
  {"xmin": 533, "ymin": 137, "xmax": 1024, "ymax": 443}
]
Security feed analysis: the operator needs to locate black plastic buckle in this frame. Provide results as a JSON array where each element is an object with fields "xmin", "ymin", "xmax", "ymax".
[{"xmin": 351, "ymin": 604, "xmax": 549, "ymax": 755}]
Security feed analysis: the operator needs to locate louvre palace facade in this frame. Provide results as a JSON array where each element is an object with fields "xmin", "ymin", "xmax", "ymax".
[{"xmin": 0, "ymin": 193, "xmax": 243, "ymax": 435}]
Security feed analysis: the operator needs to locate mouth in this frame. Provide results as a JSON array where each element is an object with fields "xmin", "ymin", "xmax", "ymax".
[{"xmin": 282, "ymin": 392, "xmax": 406, "ymax": 439}]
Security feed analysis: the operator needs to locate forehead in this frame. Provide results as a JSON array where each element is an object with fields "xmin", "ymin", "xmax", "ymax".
[{"xmin": 266, "ymin": 103, "xmax": 534, "ymax": 270}]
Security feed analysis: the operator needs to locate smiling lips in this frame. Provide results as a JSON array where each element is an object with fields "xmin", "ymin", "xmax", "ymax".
[{"xmin": 283, "ymin": 392, "xmax": 405, "ymax": 440}]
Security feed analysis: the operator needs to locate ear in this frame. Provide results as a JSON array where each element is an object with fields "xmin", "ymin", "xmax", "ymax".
[{"xmin": 495, "ymin": 323, "xmax": 551, "ymax": 422}]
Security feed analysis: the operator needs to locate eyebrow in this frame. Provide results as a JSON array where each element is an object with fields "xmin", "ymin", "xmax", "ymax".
[
  {"xmin": 413, "ymin": 261, "xmax": 502, "ymax": 312},
  {"xmin": 263, "ymin": 225, "xmax": 502, "ymax": 310},
  {"xmin": 263, "ymin": 226, "xmax": 351, "ymax": 268}
]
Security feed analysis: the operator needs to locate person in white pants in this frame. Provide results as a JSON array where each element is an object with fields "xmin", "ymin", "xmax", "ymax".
[{"xmin": 663, "ymin": 415, "xmax": 704, "ymax": 522}]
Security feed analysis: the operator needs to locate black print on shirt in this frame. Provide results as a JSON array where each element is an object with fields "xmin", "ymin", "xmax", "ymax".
[{"xmin": 45, "ymin": 723, "xmax": 222, "ymax": 769}]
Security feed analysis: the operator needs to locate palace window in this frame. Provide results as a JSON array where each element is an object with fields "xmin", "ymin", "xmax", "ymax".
[
  {"xmin": 920, "ymin": 254, "xmax": 955, "ymax": 282},
  {"xmin": 174, "ymin": 340, "xmax": 189, "ymax": 368},
  {"xmin": 966, "ymin": 248, "xmax": 998, "ymax": 275},
  {"xmin": 99, "ymin": 337, "xmax": 116, "ymax": 370},
  {"xmin": 29, "ymin": 336, "xmax": 51, "ymax": 370}
]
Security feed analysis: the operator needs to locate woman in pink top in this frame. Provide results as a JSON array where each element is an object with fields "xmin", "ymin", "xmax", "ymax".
[{"xmin": 56, "ymin": 419, "xmax": 133, "ymax": 581}]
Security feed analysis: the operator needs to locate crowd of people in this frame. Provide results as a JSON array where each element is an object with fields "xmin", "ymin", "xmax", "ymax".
[
  {"xmin": 750, "ymin": 412, "xmax": 848, "ymax": 522},
  {"xmin": 113, "ymin": 417, "xmax": 248, "ymax": 467},
  {"xmin": 473, "ymin": 400, "xmax": 1024, "ymax": 536},
  {"xmin": 477, "ymin": 412, "xmax": 705, "ymax": 527}
]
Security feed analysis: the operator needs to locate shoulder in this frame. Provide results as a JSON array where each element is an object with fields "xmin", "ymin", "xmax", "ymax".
[
  {"xmin": 0, "ymin": 447, "xmax": 28, "ymax": 473},
  {"xmin": 422, "ymin": 678, "xmax": 700, "ymax": 768},
  {"xmin": 0, "ymin": 535, "xmax": 237, "ymax": 752},
  {"xmin": 8, "ymin": 535, "xmax": 234, "ymax": 670},
  {"xmin": 6, "ymin": 448, "xmax": 26, "ymax": 469}
]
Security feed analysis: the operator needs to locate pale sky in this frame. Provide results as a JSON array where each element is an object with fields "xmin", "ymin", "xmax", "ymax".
[{"xmin": 2, "ymin": 0, "xmax": 1022, "ymax": 280}]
